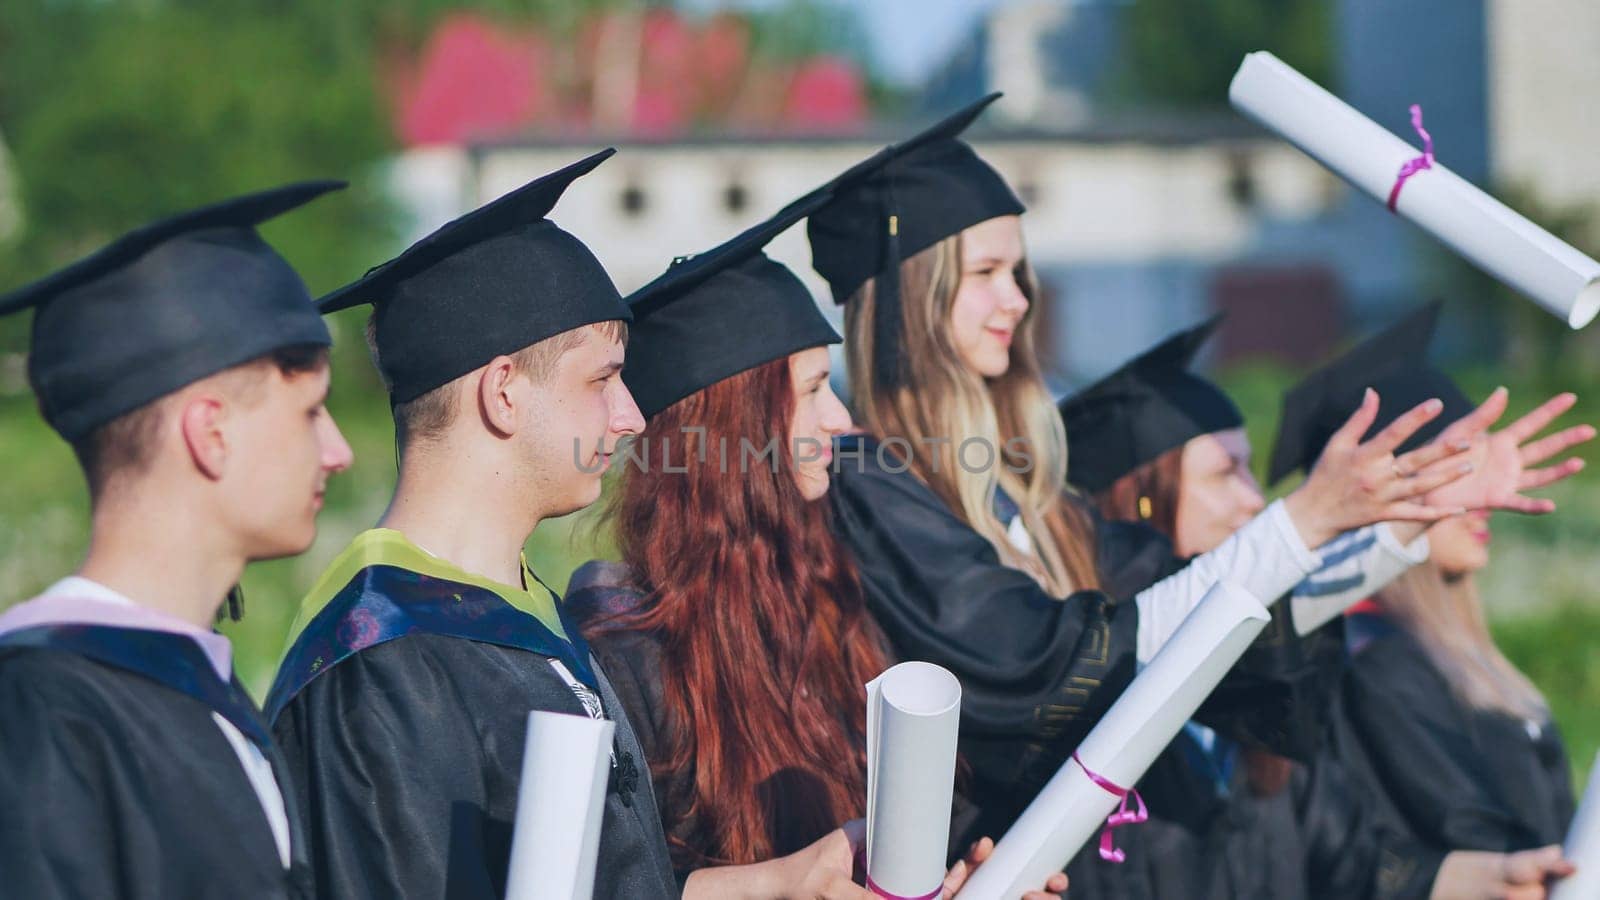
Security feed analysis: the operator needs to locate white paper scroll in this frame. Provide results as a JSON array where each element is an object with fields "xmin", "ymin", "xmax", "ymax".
[
  {"xmin": 1550, "ymin": 751, "xmax": 1600, "ymax": 900},
  {"xmin": 956, "ymin": 581, "xmax": 1270, "ymax": 899},
  {"xmin": 1230, "ymin": 50, "xmax": 1600, "ymax": 329},
  {"xmin": 865, "ymin": 661, "xmax": 963, "ymax": 899},
  {"xmin": 505, "ymin": 711, "xmax": 615, "ymax": 900}
]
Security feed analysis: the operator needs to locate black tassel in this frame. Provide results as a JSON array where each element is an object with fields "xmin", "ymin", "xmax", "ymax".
[
  {"xmin": 224, "ymin": 583, "xmax": 244, "ymax": 622},
  {"xmin": 872, "ymin": 176, "xmax": 908, "ymax": 389}
]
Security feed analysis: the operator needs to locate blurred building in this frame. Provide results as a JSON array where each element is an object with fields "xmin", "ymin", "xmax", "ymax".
[
  {"xmin": 385, "ymin": 0, "xmax": 1600, "ymax": 390},
  {"xmin": 393, "ymin": 117, "xmax": 1336, "ymax": 392}
]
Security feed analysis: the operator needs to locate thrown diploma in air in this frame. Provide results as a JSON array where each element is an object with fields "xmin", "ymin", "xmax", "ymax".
[
  {"xmin": 957, "ymin": 581, "xmax": 1269, "ymax": 899},
  {"xmin": 1229, "ymin": 50, "xmax": 1600, "ymax": 329}
]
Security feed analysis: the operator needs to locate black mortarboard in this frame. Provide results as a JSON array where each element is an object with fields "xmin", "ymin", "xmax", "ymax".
[
  {"xmin": 1058, "ymin": 317, "xmax": 1244, "ymax": 493},
  {"xmin": 319, "ymin": 149, "xmax": 628, "ymax": 405},
  {"xmin": 1267, "ymin": 301, "xmax": 1474, "ymax": 484},
  {"xmin": 806, "ymin": 94, "xmax": 1023, "ymax": 388},
  {"xmin": 625, "ymin": 191, "xmax": 840, "ymax": 419},
  {"xmin": 0, "ymin": 181, "xmax": 342, "ymax": 442}
]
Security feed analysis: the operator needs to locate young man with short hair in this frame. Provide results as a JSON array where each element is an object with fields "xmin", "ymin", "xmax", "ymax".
[
  {"xmin": 269, "ymin": 151, "xmax": 883, "ymax": 899},
  {"xmin": 0, "ymin": 182, "xmax": 355, "ymax": 899}
]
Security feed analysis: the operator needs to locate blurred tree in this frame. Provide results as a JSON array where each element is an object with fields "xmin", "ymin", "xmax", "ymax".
[
  {"xmin": 1115, "ymin": 0, "xmax": 1333, "ymax": 110},
  {"xmin": 0, "ymin": 0, "xmax": 879, "ymax": 363},
  {"xmin": 0, "ymin": 1, "xmax": 398, "ymax": 370}
]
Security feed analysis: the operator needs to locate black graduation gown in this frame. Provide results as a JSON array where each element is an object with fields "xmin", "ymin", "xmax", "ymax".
[
  {"xmin": 1336, "ymin": 612, "xmax": 1575, "ymax": 854},
  {"xmin": 827, "ymin": 434, "xmax": 1356, "ymax": 896},
  {"xmin": 272, "ymin": 633, "xmax": 679, "ymax": 900},
  {"xmin": 1134, "ymin": 723, "xmax": 1447, "ymax": 900},
  {"xmin": 0, "ymin": 628, "xmax": 313, "ymax": 900}
]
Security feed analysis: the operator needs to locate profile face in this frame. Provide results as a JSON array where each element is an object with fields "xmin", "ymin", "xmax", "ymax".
[
  {"xmin": 787, "ymin": 346, "xmax": 852, "ymax": 502},
  {"xmin": 1429, "ymin": 509, "xmax": 1492, "ymax": 577},
  {"xmin": 950, "ymin": 215, "xmax": 1029, "ymax": 379},
  {"xmin": 531, "ymin": 325, "xmax": 644, "ymax": 516},
  {"xmin": 228, "ymin": 362, "xmax": 353, "ymax": 559},
  {"xmin": 1175, "ymin": 428, "xmax": 1264, "ymax": 557}
]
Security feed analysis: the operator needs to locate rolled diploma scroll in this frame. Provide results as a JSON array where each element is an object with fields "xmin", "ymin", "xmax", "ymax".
[
  {"xmin": 956, "ymin": 581, "xmax": 1269, "ymax": 899},
  {"xmin": 505, "ymin": 711, "xmax": 616, "ymax": 900},
  {"xmin": 1550, "ymin": 750, "xmax": 1600, "ymax": 900},
  {"xmin": 866, "ymin": 661, "xmax": 963, "ymax": 899},
  {"xmin": 1229, "ymin": 50, "xmax": 1600, "ymax": 329}
]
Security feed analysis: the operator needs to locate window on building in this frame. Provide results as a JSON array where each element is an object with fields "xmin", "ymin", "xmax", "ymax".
[{"xmin": 620, "ymin": 184, "xmax": 648, "ymax": 217}]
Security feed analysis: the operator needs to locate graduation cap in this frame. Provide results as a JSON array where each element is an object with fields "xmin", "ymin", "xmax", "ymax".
[
  {"xmin": 625, "ymin": 191, "xmax": 840, "ymax": 419},
  {"xmin": 806, "ymin": 93, "xmax": 1023, "ymax": 388},
  {"xmin": 1058, "ymin": 316, "xmax": 1244, "ymax": 494},
  {"xmin": 0, "ymin": 181, "xmax": 342, "ymax": 443},
  {"xmin": 1267, "ymin": 301, "xmax": 1475, "ymax": 484},
  {"xmin": 319, "ymin": 149, "xmax": 628, "ymax": 405}
]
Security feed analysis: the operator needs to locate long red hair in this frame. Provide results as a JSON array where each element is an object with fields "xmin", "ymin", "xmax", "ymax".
[{"xmin": 606, "ymin": 357, "xmax": 889, "ymax": 867}]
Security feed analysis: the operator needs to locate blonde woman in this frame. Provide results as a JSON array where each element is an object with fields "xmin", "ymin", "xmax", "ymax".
[{"xmin": 807, "ymin": 95, "xmax": 1579, "ymax": 897}]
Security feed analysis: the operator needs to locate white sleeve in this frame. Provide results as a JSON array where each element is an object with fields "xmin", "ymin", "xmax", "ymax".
[
  {"xmin": 1134, "ymin": 500, "xmax": 1319, "ymax": 665},
  {"xmin": 1289, "ymin": 523, "xmax": 1430, "ymax": 635}
]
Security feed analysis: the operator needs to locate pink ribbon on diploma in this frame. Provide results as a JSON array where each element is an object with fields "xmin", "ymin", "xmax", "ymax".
[
  {"xmin": 857, "ymin": 846, "xmax": 942, "ymax": 900},
  {"xmin": 1073, "ymin": 752, "xmax": 1148, "ymax": 864},
  {"xmin": 865, "ymin": 873, "xmax": 941, "ymax": 900},
  {"xmin": 1386, "ymin": 103, "xmax": 1435, "ymax": 213}
]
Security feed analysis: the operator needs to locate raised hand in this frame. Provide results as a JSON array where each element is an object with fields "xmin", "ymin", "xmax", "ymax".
[
  {"xmin": 1426, "ymin": 388, "xmax": 1594, "ymax": 514},
  {"xmin": 1284, "ymin": 388, "xmax": 1476, "ymax": 549}
]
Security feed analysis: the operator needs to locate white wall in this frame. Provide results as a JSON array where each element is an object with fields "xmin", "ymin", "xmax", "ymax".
[
  {"xmin": 395, "ymin": 132, "xmax": 1334, "ymax": 380},
  {"xmin": 1488, "ymin": 0, "xmax": 1600, "ymax": 213}
]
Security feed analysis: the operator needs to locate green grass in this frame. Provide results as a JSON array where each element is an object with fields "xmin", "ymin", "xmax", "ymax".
[{"xmin": 1, "ymin": 361, "xmax": 1595, "ymax": 789}]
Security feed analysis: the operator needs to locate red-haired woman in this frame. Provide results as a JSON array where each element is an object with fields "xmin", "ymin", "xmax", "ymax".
[{"xmin": 569, "ymin": 200, "xmax": 1068, "ymax": 898}]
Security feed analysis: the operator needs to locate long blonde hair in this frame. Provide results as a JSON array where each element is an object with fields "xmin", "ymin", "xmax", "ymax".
[
  {"xmin": 1376, "ymin": 563, "xmax": 1548, "ymax": 721},
  {"xmin": 845, "ymin": 232, "xmax": 1098, "ymax": 596}
]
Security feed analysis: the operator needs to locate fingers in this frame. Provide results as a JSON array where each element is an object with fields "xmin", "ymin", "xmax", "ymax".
[
  {"xmin": 1394, "ymin": 434, "xmax": 1473, "ymax": 475},
  {"xmin": 1326, "ymin": 388, "xmax": 1382, "ymax": 454},
  {"xmin": 1440, "ymin": 386, "xmax": 1509, "ymax": 445},
  {"xmin": 1504, "ymin": 845, "xmax": 1571, "ymax": 884},
  {"xmin": 1380, "ymin": 500, "xmax": 1466, "ymax": 523},
  {"xmin": 1502, "ymin": 392, "xmax": 1578, "ymax": 445},
  {"xmin": 941, "ymin": 858, "xmax": 969, "ymax": 899},
  {"xmin": 1519, "ymin": 457, "xmax": 1586, "ymax": 492},
  {"xmin": 1363, "ymin": 397, "xmax": 1444, "ymax": 457},
  {"xmin": 1519, "ymin": 424, "xmax": 1596, "ymax": 467},
  {"xmin": 1382, "ymin": 459, "xmax": 1472, "ymax": 503},
  {"xmin": 1498, "ymin": 493, "xmax": 1558, "ymax": 515},
  {"xmin": 965, "ymin": 836, "xmax": 995, "ymax": 866},
  {"xmin": 831, "ymin": 879, "xmax": 876, "ymax": 900},
  {"xmin": 1020, "ymin": 872, "xmax": 1068, "ymax": 900}
]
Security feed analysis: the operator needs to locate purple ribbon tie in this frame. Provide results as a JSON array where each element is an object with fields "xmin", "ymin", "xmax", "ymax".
[
  {"xmin": 858, "ymin": 845, "xmax": 942, "ymax": 900},
  {"xmin": 1074, "ymin": 752, "xmax": 1148, "ymax": 864},
  {"xmin": 1386, "ymin": 103, "xmax": 1435, "ymax": 213},
  {"xmin": 865, "ymin": 873, "xmax": 942, "ymax": 900}
]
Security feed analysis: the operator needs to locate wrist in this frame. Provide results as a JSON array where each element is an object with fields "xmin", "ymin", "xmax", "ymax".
[
  {"xmin": 683, "ymin": 858, "xmax": 787, "ymax": 900},
  {"xmin": 1283, "ymin": 487, "xmax": 1338, "ymax": 549}
]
